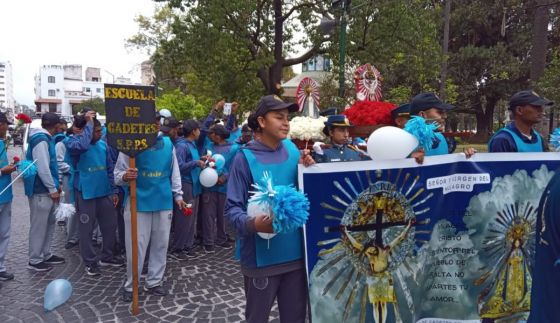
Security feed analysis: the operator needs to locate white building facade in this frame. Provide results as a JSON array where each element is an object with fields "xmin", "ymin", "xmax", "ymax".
[
  {"xmin": 35, "ymin": 64, "xmax": 130, "ymax": 116},
  {"xmin": 0, "ymin": 61, "xmax": 15, "ymax": 113}
]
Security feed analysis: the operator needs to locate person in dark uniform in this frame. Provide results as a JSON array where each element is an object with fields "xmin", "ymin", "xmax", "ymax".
[
  {"xmin": 488, "ymin": 90, "xmax": 553, "ymax": 152},
  {"xmin": 392, "ymin": 103, "xmax": 411, "ymax": 129},
  {"xmin": 312, "ymin": 115, "xmax": 370, "ymax": 163}
]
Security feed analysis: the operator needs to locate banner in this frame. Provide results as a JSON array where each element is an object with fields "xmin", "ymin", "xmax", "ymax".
[
  {"xmin": 104, "ymin": 84, "xmax": 158, "ymax": 156},
  {"xmin": 300, "ymin": 153, "xmax": 560, "ymax": 323}
]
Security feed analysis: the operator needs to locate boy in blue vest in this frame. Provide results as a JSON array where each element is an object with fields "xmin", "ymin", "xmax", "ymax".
[
  {"xmin": 313, "ymin": 115, "xmax": 371, "ymax": 163},
  {"xmin": 529, "ymin": 170, "xmax": 560, "ymax": 322},
  {"xmin": 409, "ymin": 92, "xmax": 476, "ymax": 157},
  {"xmin": 225, "ymin": 95, "xmax": 314, "ymax": 323},
  {"xmin": 0, "ymin": 112, "xmax": 17, "ymax": 282},
  {"xmin": 200, "ymin": 124, "xmax": 239, "ymax": 253},
  {"xmin": 488, "ymin": 90, "xmax": 553, "ymax": 152},
  {"xmin": 25, "ymin": 112, "xmax": 65, "ymax": 272},
  {"xmin": 66, "ymin": 112, "xmax": 122, "ymax": 276},
  {"xmin": 115, "ymin": 116, "xmax": 187, "ymax": 301}
]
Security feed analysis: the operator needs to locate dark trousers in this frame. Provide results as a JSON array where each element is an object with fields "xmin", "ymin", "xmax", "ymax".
[
  {"xmin": 172, "ymin": 181, "xmax": 198, "ymax": 251},
  {"xmin": 200, "ymin": 191, "xmax": 227, "ymax": 246},
  {"xmin": 76, "ymin": 191, "xmax": 117, "ymax": 266},
  {"xmin": 115, "ymin": 190, "xmax": 125, "ymax": 254},
  {"xmin": 243, "ymin": 268, "xmax": 308, "ymax": 323}
]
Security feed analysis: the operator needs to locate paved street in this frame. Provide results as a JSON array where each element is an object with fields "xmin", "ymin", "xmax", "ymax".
[{"xmin": 0, "ymin": 147, "xmax": 278, "ymax": 322}]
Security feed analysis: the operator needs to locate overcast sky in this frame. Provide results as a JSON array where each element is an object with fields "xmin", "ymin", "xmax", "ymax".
[{"xmin": 0, "ymin": 0, "xmax": 156, "ymax": 106}]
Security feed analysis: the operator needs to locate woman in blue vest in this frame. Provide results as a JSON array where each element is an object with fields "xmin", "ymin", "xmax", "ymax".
[
  {"xmin": 409, "ymin": 92, "xmax": 476, "ymax": 157},
  {"xmin": 66, "ymin": 114, "xmax": 122, "ymax": 276},
  {"xmin": 25, "ymin": 112, "xmax": 64, "ymax": 272},
  {"xmin": 225, "ymin": 95, "xmax": 314, "ymax": 323},
  {"xmin": 488, "ymin": 90, "xmax": 552, "ymax": 152},
  {"xmin": 114, "ymin": 115, "xmax": 187, "ymax": 302},
  {"xmin": 0, "ymin": 112, "xmax": 17, "ymax": 282},
  {"xmin": 200, "ymin": 124, "xmax": 239, "ymax": 253}
]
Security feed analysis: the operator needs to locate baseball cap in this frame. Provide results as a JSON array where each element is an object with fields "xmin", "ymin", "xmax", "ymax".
[
  {"xmin": 42, "ymin": 112, "xmax": 61, "ymax": 128},
  {"xmin": 0, "ymin": 112, "xmax": 13, "ymax": 125},
  {"xmin": 410, "ymin": 93, "xmax": 455, "ymax": 115},
  {"xmin": 254, "ymin": 95, "xmax": 299, "ymax": 117},
  {"xmin": 391, "ymin": 103, "xmax": 411, "ymax": 120},
  {"xmin": 161, "ymin": 117, "xmax": 181, "ymax": 132},
  {"xmin": 209, "ymin": 124, "xmax": 230, "ymax": 139},
  {"xmin": 509, "ymin": 90, "xmax": 554, "ymax": 110},
  {"xmin": 182, "ymin": 119, "xmax": 200, "ymax": 135}
]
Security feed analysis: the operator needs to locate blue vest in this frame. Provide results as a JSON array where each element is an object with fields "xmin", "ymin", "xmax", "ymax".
[
  {"xmin": 425, "ymin": 132, "xmax": 449, "ymax": 156},
  {"xmin": 240, "ymin": 139, "xmax": 304, "ymax": 268},
  {"xmin": 135, "ymin": 136, "xmax": 173, "ymax": 212},
  {"xmin": 228, "ymin": 128, "xmax": 242, "ymax": 143},
  {"xmin": 76, "ymin": 140, "xmax": 112, "ymax": 199},
  {"xmin": 0, "ymin": 140, "xmax": 13, "ymax": 204},
  {"xmin": 207, "ymin": 143, "xmax": 240, "ymax": 194},
  {"xmin": 24, "ymin": 132, "xmax": 59, "ymax": 197},
  {"xmin": 53, "ymin": 133, "xmax": 66, "ymax": 144},
  {"xmin": 186, "ymin": 140, "xmax": 202, "ymax": 197},
  {"xmin": 488, "ymin": 128, "xmax": 543, "ymax": 152},
  {"xmin": 62, "ymin": 137, "xmax": 75, "ymax": 203}
]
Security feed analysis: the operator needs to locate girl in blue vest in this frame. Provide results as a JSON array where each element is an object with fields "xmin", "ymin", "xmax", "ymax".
[
  {"xmin": 0, "ymin": 112, "xmax": 17, "ymax": 282},
  {"xmin": 200, "ymin": 124, "xmax": 239, "ymax": 253},
  {"xmin": 225, "ymin": 95, "xmax": 314, "ymax": 323}
]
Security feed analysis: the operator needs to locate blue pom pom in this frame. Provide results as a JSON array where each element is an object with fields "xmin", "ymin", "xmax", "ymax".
[
  {"xmin": 550, "ymin": 128, "xmax": 560, "ymax": 152},
  {"xmin": 404, "ymin": 116, "xmax": 438, "ymax": 150},
  {"xmin": 271, "ymin": 185, "xmax": 310, "ymax": 233},
  {"xmin": 17, "ymin": 160, "xmax": 37, "ymax": 179}
]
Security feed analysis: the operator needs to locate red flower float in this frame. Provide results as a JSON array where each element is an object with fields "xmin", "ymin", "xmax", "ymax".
[{"xmin": 343, "ymin": 100, "xmax": 396, "ymax": 126}]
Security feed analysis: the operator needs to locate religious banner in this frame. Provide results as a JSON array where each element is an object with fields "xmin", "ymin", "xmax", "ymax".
[
  {"xmin": 300, "ymin": 153, "xmax": 560, "ymax": 323},
  {"xmin": 104, "ymin": 84, "xmax": 158, "ymax": 156}
]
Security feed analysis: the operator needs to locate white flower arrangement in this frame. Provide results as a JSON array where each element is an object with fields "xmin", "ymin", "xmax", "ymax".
[{"xmin": 288, "ymin": 116, "xmax": 328, "ymax": 141}]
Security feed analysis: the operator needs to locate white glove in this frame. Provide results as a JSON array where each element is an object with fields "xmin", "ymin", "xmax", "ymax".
[{"xmin": 313, "ymin": 142, "xmax": 325, "ymax": 155}]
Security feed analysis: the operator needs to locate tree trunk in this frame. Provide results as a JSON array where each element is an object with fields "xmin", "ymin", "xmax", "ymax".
[
  {"xmin": 530, "ymin": 0, "xmax": 549, "ymax": 82},
  {"xmin": 439, "ymin": 0, "xmax": 451, "ymax": 100},
  {"xmin": 267, "ymin": 0, "xmax": 284, "ymax": 95},
  {"xmin": 471, "ymin": 95, "xmax": 497, "ymax": 143}
]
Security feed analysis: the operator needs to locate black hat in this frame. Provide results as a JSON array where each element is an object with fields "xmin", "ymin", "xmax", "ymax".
[
  {"xmin": 254, "ymin": 95, "xmax": 299, "ymax": 117},
  {"xmin": 319, "ymin": 107, "xmax": 338, "ymax": 117},
  {"xmin": 0, "ymin": 112, "xmax": 12, "ymax": 125},
  {"xmin": 42, "ymin": 112, "xmax": 60, "ymax": 128},
  {"xmin": 161, "ymin": 117, "xmax": 181, "ymax": 132},
  {"xmin": 209, "ymin": 124, "xmax": 230, "ymax": 139},
  {"xmin": 182, "ymin": 119, "xmax": 200, "ymax": 135},
  {"xmin": 323, "ymin": 115, "xmax": 352, "ymax": 136},
  {"xmin": 509, "ymin": 90, "xmax": 554, "ymax": 110},
  {"xmin": 410, "ymin": 92, "xmax": 455, "ymax": 115},
  {"xmin": 391, "ymin": 103, "xmax": 411, "ymax": 120},
  {"xmin": 72, "ymin": 115, "xmax": 87, "ymax": 129},
  {"xmin": 80, "ymin": 107, "xmax": 93, "ymax": 114}
]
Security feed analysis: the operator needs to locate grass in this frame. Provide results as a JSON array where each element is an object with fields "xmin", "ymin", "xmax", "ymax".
[{"xmin": 457, "ymin": 144, "xmax": 488, "ymax": 152}]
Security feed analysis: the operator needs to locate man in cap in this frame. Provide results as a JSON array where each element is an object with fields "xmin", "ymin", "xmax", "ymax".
[
  {"xmin": 488, "ymin": 90, "xmax": 553, "ymax": 152},
  {"xmin": 0, "ymin": 112, "xmax": 16, "ymax": 282},
  {"xmin": 410, "ymin": 92, "xmax": 475, "ymax": 157},
  {"xmin": 392, "ymin": 103, "xmax": 411, "ymax": 129},
  {"xmin": 313, "ymin": 115, "xmax": 370, "ymax": 163},
  {"xmin": 25, "ymin": 112, "xmax": 65, "ymax": 272}
]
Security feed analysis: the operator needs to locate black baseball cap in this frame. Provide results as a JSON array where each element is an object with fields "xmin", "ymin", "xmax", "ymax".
[
  {"xmin": 161, "ymin": 117, "xmax": 181, "ymax": 132},
  {"xmin": 0, "ymin": 112, "xmax": 12, "ymax": 125},
  {"xmin": 182, "ymin": 119, "xmax": 200, "ymax": 135},
  {"xmin": 42, "ymin": 112, "xmax": 61, "ymax": 128},
  {"xmin": 410, "ymin": 92, "xmax": 455, "ymax": 115},
  {"xmin": 509, "ymin": 90, "xmax": 554, "ymax": 110},
  {"xmin": 254, "ymin": 95, "xmax": 299, "ymax": 117},
  {"xmin": 209, "ymin": 124, "xmax": 230, "ymax": 139},
  {"xmin": 391, "ymin": 103, "xmax": 411, "ymax": 120}
]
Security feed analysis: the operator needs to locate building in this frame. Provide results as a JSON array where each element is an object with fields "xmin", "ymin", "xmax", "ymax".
[
  {"xmin": 0, "ymin": 61, "xmax": 15, "ymax": 115},
  {"xmin": 140, "ymin": 60, "xmax": 154, "ymax": 86},
  {"xmin": 34, "ymin": 64, "xmax": 130, "ymax": 116},
  {"xmin": 282, "ymin": 55, "xmax": 332, "ymax": 98}
]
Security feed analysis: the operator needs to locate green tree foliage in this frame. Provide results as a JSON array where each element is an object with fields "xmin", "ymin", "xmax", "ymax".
[
  {"xmin": 156, "ymin": 89, "xmax": 210, "ymax": 120},
  {"xmin": 74, "ymin": 98, "xmax": 105, "ymax": 115}
]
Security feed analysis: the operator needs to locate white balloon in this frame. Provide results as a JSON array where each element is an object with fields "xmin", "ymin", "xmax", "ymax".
[
  {"xmin": 367, "ymin": 126, "xmax": 419, "ymax": 160},
  {"xmin": 159, "ymin": 109, "xmax": 172, "ymax": 118},
  {"xmin": 200, "ymin": 167, "xmax": 219, "ymax": 187},
  {"xmin": 247, "ymin": 202, "xmax": 277, "ymax": 239}
]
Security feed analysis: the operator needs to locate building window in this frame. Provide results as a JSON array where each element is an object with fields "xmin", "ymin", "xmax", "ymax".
[
  {"xmin": 48, "ymin": 90, "xmax": 56, "ymax": 96},
  {"xmin": 84, "ymin": 87, "xmax": 91, "ymax": 92},
  {"xmin": 49, "ymin": 103, "xmax": 57, "ymax": 112},
  {"xmin": 48, "ymin": 76, "xmax": 55, "ymax": 83},
  {"xmin": 96, "ymin": 88, "xmax": 101, "ymax": 93},
  {"xmin": 0, "ymin": 75, "xmax": 4, "ymax": 78},
  {"xmin": 92, "ymin": 77, "xmax": 99, "ymax": 82}
]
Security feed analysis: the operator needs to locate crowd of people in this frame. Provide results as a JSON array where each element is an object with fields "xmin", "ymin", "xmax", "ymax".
[{"xmin": 0, "ymin": 89, "xmax": 557, "ymax": 322}]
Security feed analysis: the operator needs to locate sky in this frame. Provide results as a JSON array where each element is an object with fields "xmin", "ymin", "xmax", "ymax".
[{"xmin": 0, "ymin": 0, "xmax": 157, "ymax": 106}]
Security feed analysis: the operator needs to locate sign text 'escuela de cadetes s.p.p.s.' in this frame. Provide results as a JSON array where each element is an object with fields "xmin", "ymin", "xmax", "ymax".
[{"xmin": 104, "ymin": 84, "xmax": 158, "ymax": 157}]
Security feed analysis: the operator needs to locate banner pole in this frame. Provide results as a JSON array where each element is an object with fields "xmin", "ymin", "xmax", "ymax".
[{"xmin": 130, "ymin": 157, "xmax": 140, "ymax": 315}]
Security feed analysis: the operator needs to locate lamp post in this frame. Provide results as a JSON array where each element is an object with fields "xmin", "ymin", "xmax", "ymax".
[{"xmin": 337, "ymin": 1, "xmax": 349, "ymax": 99}]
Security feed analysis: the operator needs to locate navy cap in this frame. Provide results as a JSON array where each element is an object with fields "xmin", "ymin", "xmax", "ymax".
[
  {"xmin": 0, "ymin": 112, "xmax": 12, "ymax": 125},
  {"xmin": 161, "ymin": 117, "xmax": 181, "ymax": 132},
  {"xmin": 209, "ymin": 124, "xmax": 230, "ymax": 139},
  {"xmin": 410, "ymin": 92, "xmax": 454, "ymax": 115},
  {"xmin": 319, "ymin": 107, "xmax": 338, "ymax": 117},
  {"xmin": 182, "ymin": 119, "xmax": 200, "ymax": 135},
  {"xmin": 254, "ymin": 95, "xmax": 299, "ymax": 117},
  {"xmin": 323, "ymin": 115, "xmax": 352, "ymax": 136},
  {"xmin": 509, "ymin": 90, "xmax": 553, "ymax": 110},
  {"xmin": 391, "ymin": 103, "xmax": 411, "ymax": 120},
  {"xmin": 41, "ymin": 112, "xmax": 60, "ymax": 128}
]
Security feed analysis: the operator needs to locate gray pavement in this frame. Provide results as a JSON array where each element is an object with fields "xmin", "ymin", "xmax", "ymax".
[{"xmin": 0, "ymin": 147, "xmax": 280, "ymax": 322}]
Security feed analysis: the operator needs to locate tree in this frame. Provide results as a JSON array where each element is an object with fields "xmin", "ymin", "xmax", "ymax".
[
  {"xmin": 74, "ymin": 98, "xmax": 105, "ymax": 115},
  {"xmin": 156, "ymin": 89, "xmax": 210, "ymax": 120}
]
